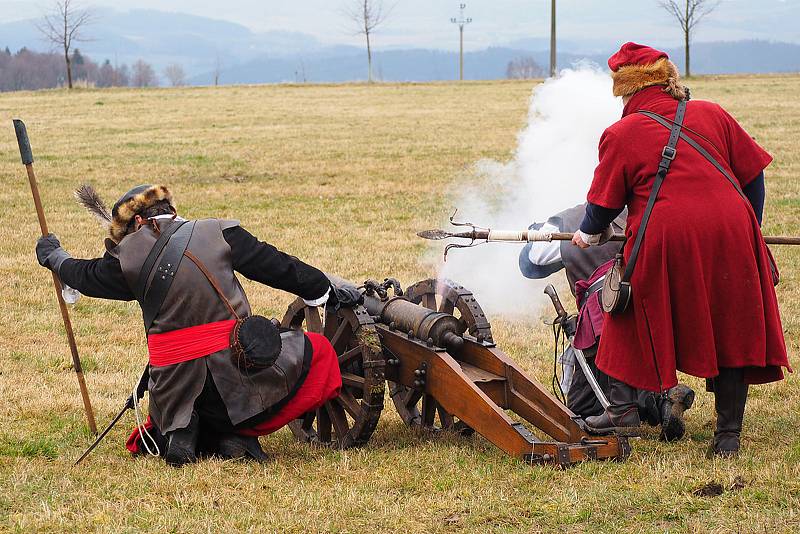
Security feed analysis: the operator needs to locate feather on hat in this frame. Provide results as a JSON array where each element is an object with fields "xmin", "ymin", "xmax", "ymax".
[{"xmin": 75, "ymin": 183, "xmax": 174, "ymax": 243}]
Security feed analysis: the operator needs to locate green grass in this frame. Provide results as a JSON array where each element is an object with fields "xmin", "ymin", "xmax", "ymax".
[{"xmin": 0, "ymin": 76, "xmax": 799, "ymax": 532}]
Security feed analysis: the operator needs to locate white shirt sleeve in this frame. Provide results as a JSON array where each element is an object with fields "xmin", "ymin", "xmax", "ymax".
[
  {"xmin": 303, "ymin": 287, "xmax": 330, "ymax": 307},
  {"xmin": 578, "ymin": 224, "xmax": 614, "ymax": 246},
  {"xmin": 527, "ymin": 222, "xmax": 562, "ymax": 265}
]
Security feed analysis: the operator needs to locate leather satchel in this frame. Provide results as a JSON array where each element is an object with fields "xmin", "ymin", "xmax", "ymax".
[
  {"xmin": 601, "ymin": 100, "xmax": 688, "ymax": 314},
  {"xmin": 600, "ymin": 253, "xmax": 630, "ymax": 314}
]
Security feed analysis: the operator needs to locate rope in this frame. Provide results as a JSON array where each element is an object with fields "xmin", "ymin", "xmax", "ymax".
[{"xmin": 132, "ymin": 385, "xmax": 160, "ymax": 457}]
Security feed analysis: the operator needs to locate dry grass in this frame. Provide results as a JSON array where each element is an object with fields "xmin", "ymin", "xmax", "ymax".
[{"xmin": 0, "ymin": 75, "xmax": 799, "ymax": 533}]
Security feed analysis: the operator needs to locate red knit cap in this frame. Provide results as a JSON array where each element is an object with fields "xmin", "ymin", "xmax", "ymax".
[{"xmin": 608, "ymin": 42, "xmax": 668, "ymax": 72}]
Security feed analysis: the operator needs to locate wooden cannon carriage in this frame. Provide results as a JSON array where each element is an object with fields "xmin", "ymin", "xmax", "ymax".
[{"xmin": 280, "ymin": 276, "xmax": 630, "ymax": 466}]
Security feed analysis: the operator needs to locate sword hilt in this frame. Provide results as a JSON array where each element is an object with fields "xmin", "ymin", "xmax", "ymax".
[{"xmin": 544, "ymin": 284, "xmax": 568, "ymax": 321}]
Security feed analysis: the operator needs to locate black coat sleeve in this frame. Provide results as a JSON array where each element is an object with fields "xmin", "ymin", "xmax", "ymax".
[
  {"xmin": 223, "ymin": 226, "xmax": 330, "ymax": 300},
  {"xmin": 579, "ymin": 203, "xmax": 624, "ymax": 234},
  {"xmin": 58, "ymin": 253, "xmax": 135, "ymax": 301},
  {"xmin": 743, "ymin": 171, "xmax": 765, "ymax": 226}
]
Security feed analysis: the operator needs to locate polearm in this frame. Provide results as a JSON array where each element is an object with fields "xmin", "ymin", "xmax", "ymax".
[
  {"xmin": 13, "ymin": 119, "xmax": 98, "ymax": 435},
  {"xmin": 419, "ymin": 211, "xmax": 800, "ymax": 260}
]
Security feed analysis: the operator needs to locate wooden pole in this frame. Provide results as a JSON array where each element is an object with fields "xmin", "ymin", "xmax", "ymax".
[
  {"xmin": 13, "ymin": 119, "xmax": 97, "ymax": 435},
  {"xmin": 459, "ymin": 24, "xmax": 464, "ymax": 81},
  {"xmin": 549, "ymin": 0, "xmax": 556, "ymax": 77},
  {"xmin": 516, "ymin": 231, "xmax": 800, "ymax": 245}
]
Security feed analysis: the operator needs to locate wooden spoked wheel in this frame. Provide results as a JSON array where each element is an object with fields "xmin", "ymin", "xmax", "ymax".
[
  {"xmin": 388, "ymin": 278, "xmax": 494, "ymax": 434},
  {"xmin": 281, "ymin": 301, "xmax": 385, "ymax": 448}
]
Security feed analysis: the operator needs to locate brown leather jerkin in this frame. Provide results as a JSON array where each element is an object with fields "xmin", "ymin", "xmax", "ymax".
[{"xmin": 115, "ymin": 218, "xmax": 307, "ymax": 433}]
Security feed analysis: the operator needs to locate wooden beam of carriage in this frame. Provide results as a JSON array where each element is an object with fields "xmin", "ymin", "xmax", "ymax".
[{"xmin": 378, "ymin": 326, "xmax": 630, "ymax": 465}]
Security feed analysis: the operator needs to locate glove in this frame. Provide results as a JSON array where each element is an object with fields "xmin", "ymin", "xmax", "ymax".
[
  {"xmin": 328, "ymin": 285, "xmax": 364, "ymax": 310},
  {"xmin": 36, "ymin": 234, "xmax": 71, "ymax": 273}
]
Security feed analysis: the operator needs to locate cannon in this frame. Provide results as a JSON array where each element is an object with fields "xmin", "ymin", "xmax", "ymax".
[{"xmin": 280, "ymin": 276, "xmax": 630, "ymax": 466}]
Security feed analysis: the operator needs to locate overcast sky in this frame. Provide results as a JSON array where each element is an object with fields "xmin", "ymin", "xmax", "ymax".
[{"xmin": 2, "ymin": 0, "xmax": 798, "ymax": 50}]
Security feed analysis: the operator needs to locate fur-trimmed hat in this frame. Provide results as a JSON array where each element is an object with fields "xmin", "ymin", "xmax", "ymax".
[
  {"xmin": 109, "ymin": 184, "xmax": 173, "ymax": 242},
  {"xmin": 74, "ymin": 183, "xmax": 174, "ymax": 243},
  {"xmin": 608, "ymin": 42, "xmax": 686, "ymax": 100}
]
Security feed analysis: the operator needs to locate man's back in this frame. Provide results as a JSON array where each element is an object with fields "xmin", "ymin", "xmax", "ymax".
[{"xmin": 116, "ymin": 218, "xmax": 249, "ymax": 334}]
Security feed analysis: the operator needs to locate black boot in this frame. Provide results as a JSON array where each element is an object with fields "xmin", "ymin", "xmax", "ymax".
[
  {"xmin": 217, "ymin": 434, "xmax": 270, "ymax": 462},
  {"xmin": 709, "ymin": 367, "xmax": 748, "ymax": 457},
  {"xmin": 165, "ymin": 411, "xmax": 200, "ymax": 467},
  {"xmin": 639, "ymin": 391, "xmax": 662, "ymax": 427},
  {"xmin": 659, "ymin": 384, "xmax": 695, "ymax": 442},
  {"xmin": 585, "ymin": 378, "xmax": 641, "ymax": 435}
]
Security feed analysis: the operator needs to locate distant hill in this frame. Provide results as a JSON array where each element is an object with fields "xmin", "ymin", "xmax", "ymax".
[
  {"xmin": 673, "ymin": 40, "xmax": 800, "ymax": 74},
  {"xmin": 193, "ymin": 40, "xmax": 800, "ymax": 84},
  {"xmin": 0, "ymin": 8, "xmax": 326, "ymax": 78},
  {"xmin": 1, "ymin": 8, "xmax": 798, "ymax": 85}
]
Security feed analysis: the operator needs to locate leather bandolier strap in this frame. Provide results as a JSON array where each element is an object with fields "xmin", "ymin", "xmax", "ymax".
[
  {"xmin": 623, "ymin": 99, "xmax": 687, "ymax": 283},
  {"xmin": 183, "ymin": 250, "xmax": 241, "ymax": 320},
  {"xmin": 136, "ymin": 221, "xmax": 195, "ymax": 331},
  {"xmin": 639, "ymin": 106, "xmax": 780, "ymax": 287},
  {"xmin": 638, "ymin": 110, "xmax": 748, "ymax": 200}
]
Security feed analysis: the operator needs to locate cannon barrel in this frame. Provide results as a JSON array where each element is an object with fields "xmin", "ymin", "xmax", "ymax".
[
  {"xmin": 327, "ymin": 274, "xmax": 464, "ymax": 352},
  {"xmin": 363, "ymin": 294, "xmax": 464, "ymax": 352}
]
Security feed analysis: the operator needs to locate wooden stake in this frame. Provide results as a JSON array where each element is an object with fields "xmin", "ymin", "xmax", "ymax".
[{"xmin": 13, "ymin": 119, "xmax": 97, "ymax": 435}]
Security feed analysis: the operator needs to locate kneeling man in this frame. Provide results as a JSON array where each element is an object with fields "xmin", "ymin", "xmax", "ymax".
[{"xmin": 36, "ymin": 184, "xmax": 358, "ymax": 465}]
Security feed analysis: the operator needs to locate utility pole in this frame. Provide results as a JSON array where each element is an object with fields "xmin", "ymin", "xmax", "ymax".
[
  {"xmin": 450, "ymin": 3, "xmax": 472, "ymax": 81},
  {"xmin": 549, "ymin": 0, "xmax": 556, "ymax": 77}
]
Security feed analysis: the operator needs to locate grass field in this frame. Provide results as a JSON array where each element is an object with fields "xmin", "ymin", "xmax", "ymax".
[{"xmin": 0, "ymin": 75, "xmax": 799, "ymax": 533}]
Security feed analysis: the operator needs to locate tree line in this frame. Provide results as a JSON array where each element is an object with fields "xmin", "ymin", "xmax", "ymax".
[{"xmin": 0, "ymin": 47, "xmax": 188, "ymax": 92}]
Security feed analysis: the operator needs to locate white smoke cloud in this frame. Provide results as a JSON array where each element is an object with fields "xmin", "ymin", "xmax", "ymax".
[{"xmin": 435, "ymin": 65, "xmax": 622, "ymax": 318}]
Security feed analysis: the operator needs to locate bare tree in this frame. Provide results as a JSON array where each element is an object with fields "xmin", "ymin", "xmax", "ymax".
[
  {"xmin": 343, "ymin": 0, "xmax": 393, "ymax": 82},
  {"xmin": 659, "ymin": 0, "xmax": 720, "ymax": 77},
  {"xmin": 506, "ymin": 56, "xmax": 545, "ymax": 80},
  {"xmin": 212, "ymin": 54, "xmax": 222, "ymax": 86},
  {"xmin": 37, "ymin": 0, "xmax": 93, "ymax": 89},
  {"xmin": 116, "ymin": 64, "xmax": 130, "ymax": 87},
  {"xmin": 96, "ymin": 59, "xmax": 115, "ymax": 87},
  {"xmin": 163, "ymin": 63, "xmax": 186, "ymax": 87},
  {"xmin": 131, "ymin": 59, "xmax": 158, "ymax": 87}
]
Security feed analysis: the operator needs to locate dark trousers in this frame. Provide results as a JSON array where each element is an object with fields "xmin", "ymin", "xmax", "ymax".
[{"xmin": 567, "ymin": 345, "xmax": 660, "ymax": 425}]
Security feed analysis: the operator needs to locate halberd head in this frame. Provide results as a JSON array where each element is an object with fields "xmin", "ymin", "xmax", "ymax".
[{"xmin": 608, "ymin": 42, "xmax": 687, "ymax": 101}]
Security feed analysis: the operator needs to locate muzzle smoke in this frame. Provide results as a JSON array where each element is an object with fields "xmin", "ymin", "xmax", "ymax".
[{"xmin": 435, "ymin": 65, "xmax": 622, "ymax": 318}]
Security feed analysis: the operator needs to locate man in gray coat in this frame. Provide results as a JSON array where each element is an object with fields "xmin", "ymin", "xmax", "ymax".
[{"xmin": 519, "ymin": 203, "xmax": 695, "ymax": 441}]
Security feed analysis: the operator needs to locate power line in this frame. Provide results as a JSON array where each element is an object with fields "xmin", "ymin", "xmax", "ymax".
[
  {"xmin": 550, "ymin": 0, "xmax": 556, "ymax": 77},
  {"xmin": 450, "ymin": 3, "xmax": 472, "ymax": 81}
]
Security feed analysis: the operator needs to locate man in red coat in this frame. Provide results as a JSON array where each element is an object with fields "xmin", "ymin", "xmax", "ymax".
[{"xmin": 572, "ymin": 42, "xmax": 790, "ymax": 456}]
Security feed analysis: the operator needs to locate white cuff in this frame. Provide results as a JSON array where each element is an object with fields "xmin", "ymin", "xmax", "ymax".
[
  {"xmin": 303, "ymin": 288, "xmax": 330, "ymax": 307},
  {"xmin": 578, "ymin": 230, "xmax": 602, "ymax": 246}
]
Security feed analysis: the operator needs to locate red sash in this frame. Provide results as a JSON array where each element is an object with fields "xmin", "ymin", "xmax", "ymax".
[{"xmin": 147, "ymin": 319, "xmax": 236, "ymax": 367}]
